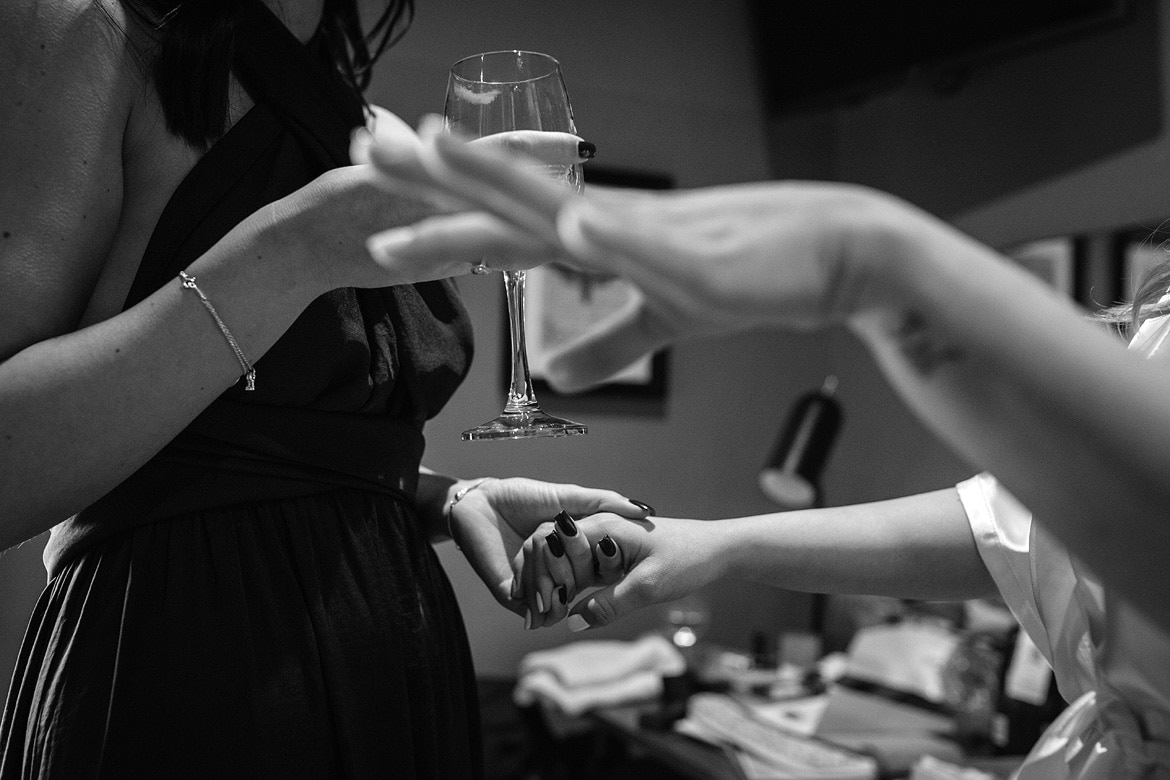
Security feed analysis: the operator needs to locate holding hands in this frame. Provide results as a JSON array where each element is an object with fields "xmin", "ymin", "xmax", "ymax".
[
  {"xmin": 365, "ymin": 114, "xmax": 1170, "ymax": 636},
  {"xmin": 442, "ymin": 477, "xmax": 652, "ymax": 627},
  {"xmin": 519, "ymin": 511, "xmax": 729, "ymax": 632}
]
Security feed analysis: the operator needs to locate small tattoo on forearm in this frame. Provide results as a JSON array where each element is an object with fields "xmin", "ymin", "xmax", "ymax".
[{"xmin": 895, "ymin": 312, "xmax": 965, "ymax": 373}]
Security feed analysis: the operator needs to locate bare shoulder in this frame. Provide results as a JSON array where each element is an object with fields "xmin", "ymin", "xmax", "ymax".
[
  {"xmin": 0, "ymin": 0, "xmax": 139, "ymax": 160},
  {"xmin": 0, "ymin": 0, "xmax": 140, "ymax": 360},
  {"xmin": 0, "ymin": 0, "xmax": 134, "ymax": 71}
]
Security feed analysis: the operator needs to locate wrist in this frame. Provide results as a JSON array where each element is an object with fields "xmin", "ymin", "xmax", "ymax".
[
  {"xmin": 710, "ymin": 516, "xmax": 751, "ymax": 582},
  {"xmin": 443, "ymin": 477, "xmax": 495, "ymax": 548},
  {"xmin": 252, "ymin": 197, "xmax": 341, "ymax": 301},
  {"xmin": 829, "ymin": 187, "xmax": 922, "ymax": 323}
]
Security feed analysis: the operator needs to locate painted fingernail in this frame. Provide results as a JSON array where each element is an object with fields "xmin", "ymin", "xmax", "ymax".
[
  {"xmin": 568, "ymin": 614, "xmax": 590, "ymax": 632},
  {"xmin": 510, "ymin": 577, "xmax": 520, "ymax": 600},
  {"xmin": 598, "ymin": 535, "xmax": 617, "ymax": 557},
  {"xmin": 536, "ymin": 592, "xmax": 546, "ymax": 614},
  {"xmin": 578, "ymin": 140, "xmax": 596, "ymax": 160},
  {"xmin": 628, "ymin": 499, "xmax": 656, "ymax": 516},
  {"xmin": 524, "ymin": 609, "xmax": 533, "ymax": 630},
  {"xmin": 546, "ymin": 531, "xmax": 565, "ymax": 558},
  {"xmin": 557, "ymin": 585, "xmax": 567, "ymax": 605},
  {"xmin": 555, "ymin": 510, "xmax": 578, "ymax": 537}
]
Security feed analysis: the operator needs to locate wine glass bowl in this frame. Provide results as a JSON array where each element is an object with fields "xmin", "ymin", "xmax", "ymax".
[{"xmin": 445, "ymin": 51, "xmax": 588, "ymax": 441}]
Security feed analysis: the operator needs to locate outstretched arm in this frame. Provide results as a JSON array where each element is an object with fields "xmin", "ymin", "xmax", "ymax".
[
  {"xmin": 521, "ymin": 488, "xmax": 995, "ymax": 631},
  {"xmin": 367, "ymin": 132, "xmax": 1170, "ymax": 633}
]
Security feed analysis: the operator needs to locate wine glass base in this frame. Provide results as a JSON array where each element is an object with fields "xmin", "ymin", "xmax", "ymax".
[{"xmin": 462, "ymin": 409, "xmax": 588, "ymax": 441}]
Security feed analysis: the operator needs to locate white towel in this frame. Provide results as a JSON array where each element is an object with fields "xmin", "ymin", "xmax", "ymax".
[{"xmin": 513, "ymin": 634, "xmax": 686, "ymax": 716}]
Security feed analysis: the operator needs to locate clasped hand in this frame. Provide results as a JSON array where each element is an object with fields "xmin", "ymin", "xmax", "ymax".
[
  {"xmin": 507, "ymin": 511, "xmax": 728, "ymax": 632},
  {"xmin": 444, "ymin": 476, "xmax": 652, "ymax": 628}
]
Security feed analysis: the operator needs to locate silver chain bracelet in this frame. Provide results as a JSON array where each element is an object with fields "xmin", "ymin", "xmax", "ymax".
[
  {"xmin": 444, "ymin": 478, "xmax": 494, "ymax": 549},
  {"xmin": 179, "ymin": 271, "xmax": 256, "ymax": 391}
]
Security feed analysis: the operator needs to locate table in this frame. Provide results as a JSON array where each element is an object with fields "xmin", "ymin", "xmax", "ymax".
[{"xmin": 588, "ymin": 698, "xmax": 1026, "ymax": 780}]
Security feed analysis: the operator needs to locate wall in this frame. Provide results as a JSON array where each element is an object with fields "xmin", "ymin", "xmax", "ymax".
[
  {"xmin": 368, "ymin": 0, "xmax": 818, "ymax": 677},
  {"xmin": 770, "ymin": 0, "xmax": 1168, "ymax": 244},
  {"xmin": 3, "ymin": 0, "xmax": 1169, "ymax": 696}
]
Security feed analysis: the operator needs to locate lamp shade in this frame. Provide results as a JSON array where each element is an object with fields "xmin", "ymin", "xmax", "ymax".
[{"xmin": 758, "ymin": 377, "xmax": 843, "ymax": 509}]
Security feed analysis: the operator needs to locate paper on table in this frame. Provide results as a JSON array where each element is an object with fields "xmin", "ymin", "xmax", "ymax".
[
  {"xmin": 843, "ymin": 621, "xmax": 959, "ymax": 703},
  {"xmin": 675, "ymin": 693, "xmax": 879, "ymax": 780}
]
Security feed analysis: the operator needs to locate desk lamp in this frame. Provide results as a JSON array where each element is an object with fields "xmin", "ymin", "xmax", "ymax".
[{"xmin": 758, "ymin": 376, "xmax": 843, "ymax": 510}]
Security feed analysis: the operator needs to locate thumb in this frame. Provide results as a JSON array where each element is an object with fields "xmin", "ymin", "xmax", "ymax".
[{"xmin": 565, "ymin": 573, "xmax": 653, "ymax": 632}]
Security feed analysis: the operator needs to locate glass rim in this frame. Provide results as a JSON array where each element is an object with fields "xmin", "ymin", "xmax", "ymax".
[{"xmin": 449, "ymin": 50, "xmax": 563, "ymax": 86}]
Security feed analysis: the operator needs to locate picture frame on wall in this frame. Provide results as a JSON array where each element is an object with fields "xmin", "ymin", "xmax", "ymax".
[
  {"xmin": 523, "ymin": 264, "xmax": 668, "ymax": 400},
  {"xmin": 512, "ymin": 166, "xmax": 673, "ymax": 409},
  {"xmin": 1119, "ymin": 232, "xmax": 1169, "ymax": 302},
  {"xmin": 1004, "ymin": 236, "xmax": 1077, "ymax": 297}
]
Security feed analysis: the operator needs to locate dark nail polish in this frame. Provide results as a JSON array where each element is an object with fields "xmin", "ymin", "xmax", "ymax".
[
  {"xmin": 598, "ymin": 535, "xmax": 617, "ymax": 557},
  {"xmin": 629, "ymin": 499, "xmax": 656, "ymax": 516},
  {"xmin": 556, "ymin": 585, "xmax": 567, "ymax": 605},
  {"xmin": 555, "ymin": 510, "xmax": 578, "ymax": 537},
  {"xmin": 546, "ymin": 531, "xmax": 565, "ymax": 558},
  {"xmin": 578, "ymin": 140, "xmax": 596, "ymax": 159}
]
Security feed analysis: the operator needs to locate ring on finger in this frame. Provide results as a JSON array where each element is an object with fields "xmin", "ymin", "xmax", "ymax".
[{"xmin": 470, "ymin": 259, "xmax": 491, "ymax": 275}]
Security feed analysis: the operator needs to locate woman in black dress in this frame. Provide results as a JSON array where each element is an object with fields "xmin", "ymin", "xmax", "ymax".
[{"xmin": 0, "ymin": 1, "xmax": 643, "ymax": 776}]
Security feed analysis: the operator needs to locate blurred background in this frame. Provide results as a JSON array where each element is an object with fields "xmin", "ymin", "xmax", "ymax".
[{"xmin": 1, "ymin": 0, "xmax": 1165, "ymax": 716}]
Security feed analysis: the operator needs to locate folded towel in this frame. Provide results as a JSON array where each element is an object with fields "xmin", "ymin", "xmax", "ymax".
[
  {"xmin": 513, "ymin": 634, "xmax": 686, "ymax": 716},
  {"xmin": 519, "ymin": 633, "xmax": 686, "ymax": 689}
]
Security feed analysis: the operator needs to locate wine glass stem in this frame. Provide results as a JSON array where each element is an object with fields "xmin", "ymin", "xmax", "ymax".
[{"xmin": 502, "ymin": 270, "xmax": 539, "ymax": 413}]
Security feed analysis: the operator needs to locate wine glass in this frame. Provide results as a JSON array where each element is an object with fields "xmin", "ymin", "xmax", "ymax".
[{"xmin": 445, "ymin": 51, "xmax": 588, "ymax": 441}]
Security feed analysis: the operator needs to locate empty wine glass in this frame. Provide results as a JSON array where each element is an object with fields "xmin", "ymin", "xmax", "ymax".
[{"xmin": 445, "ymin": 50, "xmax": 588, "ymax": 441}]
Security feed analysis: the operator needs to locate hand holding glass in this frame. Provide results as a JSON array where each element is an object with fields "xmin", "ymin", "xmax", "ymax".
[{"xmin": 445, "ymin": 51, "xmax": 588, "ymax": 441}]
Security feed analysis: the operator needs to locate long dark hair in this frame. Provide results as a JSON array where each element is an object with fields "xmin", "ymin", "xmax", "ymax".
[{"xmin": 116, "ymin": 0, "xmax": 414, "ymax": 147}]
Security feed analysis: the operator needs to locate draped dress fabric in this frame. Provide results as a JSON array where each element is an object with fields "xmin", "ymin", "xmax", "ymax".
[{"xmin": 0, "ymin": 8, "xmax": 481, "ymax": 778}]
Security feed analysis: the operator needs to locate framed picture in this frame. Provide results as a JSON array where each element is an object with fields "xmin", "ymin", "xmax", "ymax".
[
  {"xmin": 1004, "ymin": 236, "xmax": 1076, "ymax": 296},
  {"xmin": 522, "ymin": 263, "xmax": 668, "ymax": 399},
  {"xmin": 513, "ymin": 166, "xmax": 673, "ymax": 407},
  {"xmin": 1117, "ymin": 227, "xmax": 1170, "ymax": 302}
]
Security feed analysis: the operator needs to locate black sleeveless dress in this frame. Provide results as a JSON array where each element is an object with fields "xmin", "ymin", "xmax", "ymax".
[{"xmin": 0, "ymin": 9, "xmax": 481, "ymax": 779}]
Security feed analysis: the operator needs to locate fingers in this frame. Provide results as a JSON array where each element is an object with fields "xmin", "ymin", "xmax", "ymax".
[
  {"xmin": 552, "ymin": 484, "xmax": 656, "ymax": 521},
  {"xmin": 568, "ymin": 573, "xmax": 653, "ymax": 633},
  {"xmin": 364, "ymin": 132, "xmax": 477, "ymax": 213},
  {"xmin": 366, "ymin": 212, "xmax": 554, "ymax": 274},
  {"xmin": 426, "ymin": 131, "xmax": 575, "ymax": 243},
  {"xmin": 471, "ymin": 130, "xmax": 595, "ymax": 167},
  {"xmin": 517, "ymin": 512, "xmax": 590, "ymax": 629},
  {"xmin": 367, "ymin": 105, "xmax": 423, "ymax": 152},
  {"xmin": 537, "ymin": 511, "xmax": 591, "ymax": 627},
  {"xmin": 593, "ymin": 534, "xmax": 623, "ymax": 584},
  {"xmin": 515, "ymin": 504, "xmax": 651, "ymax": 629}
]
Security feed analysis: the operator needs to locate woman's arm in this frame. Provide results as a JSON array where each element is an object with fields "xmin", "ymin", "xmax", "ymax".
[
  {"xmin": 722, "ymin": 488, "xmax": 995, "ymax": 601},
  {"xmin": 850, "ymin": 211, "xmax": 1170, "ymax": 630},
  {"xmin": 0, "ymin": 3, "xmax": 470, "ymax": 549},
  {"xmin": 415, "ymin": 468, "xmax": 652, "ymax": 622},
  {"xmin": 367, "ymin": 136, "xmax": 1170, "ymax": 632},
  {"xmin": 539, "ymin": 487, "xmax": 995, "ymax": 630}
]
